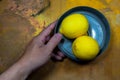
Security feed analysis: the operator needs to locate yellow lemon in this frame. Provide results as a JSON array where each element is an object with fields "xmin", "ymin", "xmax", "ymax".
[
  {"xmin": 72, "ymin": 36, "xmax": 100, "ymax": 60},
  {"xmin": 59, "ymin": 13, "xmax": 89, "ymax": 39}
]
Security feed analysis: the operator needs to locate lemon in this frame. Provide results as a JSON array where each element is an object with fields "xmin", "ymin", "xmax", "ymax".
[
  {"xmin": 72, "ymin": 36, "xmax": 100, "ymax": 60},
  {"xmin": 59, "ymin": 13, "xmax": 89, "ymax": 39}
]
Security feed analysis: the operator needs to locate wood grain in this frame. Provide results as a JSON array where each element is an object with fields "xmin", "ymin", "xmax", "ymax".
[{"xmin": 0, "ymin": 0, "xmax": 120, "ymax": 80}]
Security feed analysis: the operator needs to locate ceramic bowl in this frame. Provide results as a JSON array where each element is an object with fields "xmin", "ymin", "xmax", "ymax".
[{"xmin": 54, "ymin": 6, "xmax": 110, "ymax": 62}]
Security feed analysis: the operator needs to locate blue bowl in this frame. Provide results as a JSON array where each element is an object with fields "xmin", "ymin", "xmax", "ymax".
[{"xmin": 54, "ymin": 6, "xmax": 110, "ymax": 62}]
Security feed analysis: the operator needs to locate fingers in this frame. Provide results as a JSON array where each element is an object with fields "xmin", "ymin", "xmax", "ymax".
[
  {"xmin": 57, "ymin": 51, "xmax": 66, "ymax": 58},
  {"xmin": 51, "ymin": 51, "xmax": 66, "ymax": 61},
  {"xmin": 51, "ymin": 53, "xmax": 62, "ymax": 60},
  {"xmin": 37, "ymin": 21, "xmax": 57, "ymax": 41},
  {"xmin": 33, "ymin": 21, "xmax": 57, "ymax": 46},
  {"xmin": 46, "ymin": 33, "xmax": 62, "ymax": 52}
]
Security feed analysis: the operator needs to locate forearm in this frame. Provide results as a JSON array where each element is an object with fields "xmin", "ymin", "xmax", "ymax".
[{"xmin": 0, "ymin": 60, "xmax": 31, "ymax": 80}]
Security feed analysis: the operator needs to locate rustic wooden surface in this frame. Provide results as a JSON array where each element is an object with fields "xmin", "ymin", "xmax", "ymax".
[{"xmin": 0, "ymin": 0, "xmax": 120, "ymax": 80}]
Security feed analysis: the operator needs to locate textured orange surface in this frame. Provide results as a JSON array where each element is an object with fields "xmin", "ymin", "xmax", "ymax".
[{"xmin": 0, "ymin": 0, "xmax": 120, "ymax": 80}]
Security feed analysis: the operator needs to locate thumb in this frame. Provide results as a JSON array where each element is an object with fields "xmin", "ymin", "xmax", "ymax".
[{"xmin": 46, "ymin": 33, "xmax": 62, "ymax": 52}]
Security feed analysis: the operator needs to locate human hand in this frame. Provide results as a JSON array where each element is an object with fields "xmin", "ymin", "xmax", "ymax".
[
  {"xmin": 18, "ymin": 21, "xmax": 65, "ymax": 73},
  {"xmin": 0, "ymin": 21, "xmax": 65, "ymax": 80}
]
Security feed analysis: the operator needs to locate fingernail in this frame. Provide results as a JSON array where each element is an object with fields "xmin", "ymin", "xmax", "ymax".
[{"xmin": 55, "ymin": 33, "xmax": 62, "ymax": 39}]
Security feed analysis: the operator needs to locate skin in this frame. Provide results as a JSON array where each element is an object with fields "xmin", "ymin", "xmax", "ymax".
[{"xmin": 0, "ymin": 21, "xmax": 65, "ymax": 80}]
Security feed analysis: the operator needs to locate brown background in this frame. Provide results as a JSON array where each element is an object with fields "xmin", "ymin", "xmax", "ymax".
[{"xmin": 0, "ymin": 0, "xmax": 120, "ymax": 80}]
